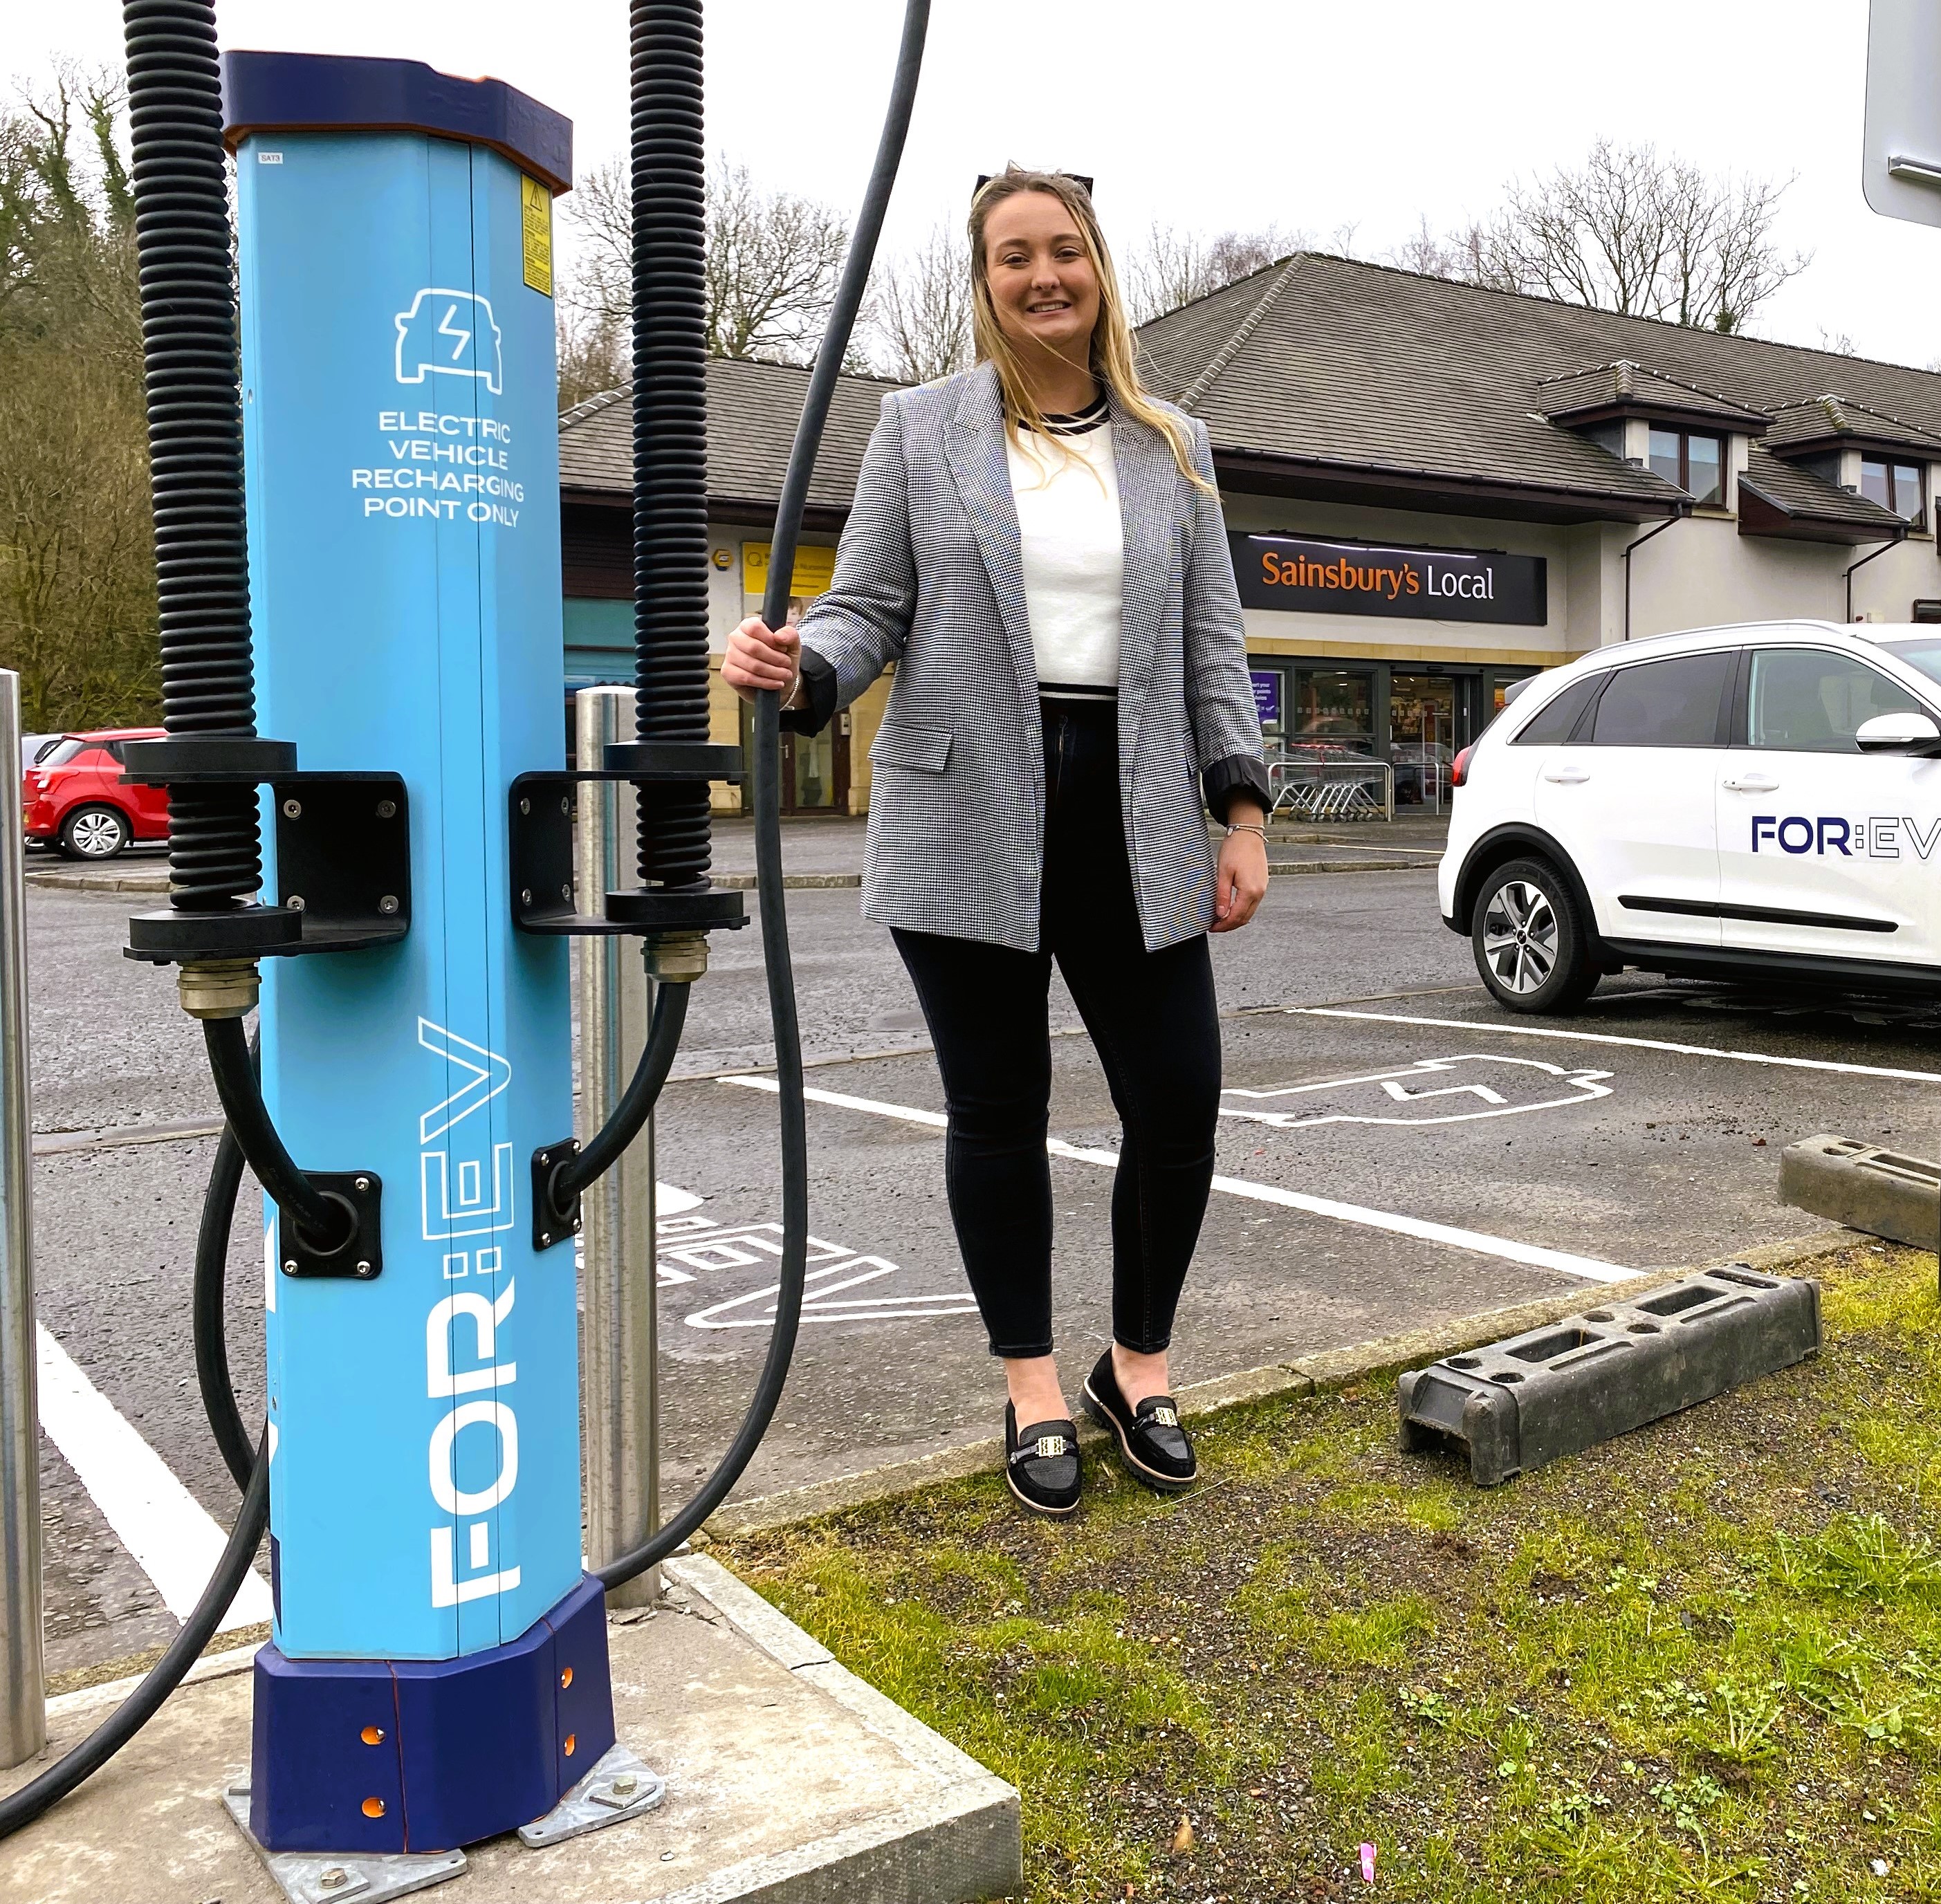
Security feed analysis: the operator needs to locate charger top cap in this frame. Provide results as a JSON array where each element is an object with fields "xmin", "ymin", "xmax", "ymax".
[{"xmin": 221, "ymin": 50, "xmax": 573, "ymax": 194}]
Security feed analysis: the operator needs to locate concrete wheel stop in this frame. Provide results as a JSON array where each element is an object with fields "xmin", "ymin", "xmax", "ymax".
[
  {"xmin": 0, "ymin": 1555, "xmax": 1020, "ymax": 1904},
  {"xmin": 1397, "ymin": 1266, "xmax": 1821, "ymax": 1486}
]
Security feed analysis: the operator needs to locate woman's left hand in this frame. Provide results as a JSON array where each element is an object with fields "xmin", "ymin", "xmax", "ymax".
[{"xmin": 1211, "ymin": 805, "xmax": 1269, "ymax": 933}]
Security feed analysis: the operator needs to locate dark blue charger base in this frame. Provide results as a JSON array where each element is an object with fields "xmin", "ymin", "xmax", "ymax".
[{"xmin": 250, "ymin": 1573, "xmax": 615, "ymax": 1854}]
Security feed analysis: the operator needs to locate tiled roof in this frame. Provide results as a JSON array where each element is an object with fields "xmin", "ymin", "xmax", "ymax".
[
  {"xmin": 1534, "ymin": 360, "xmax": 1770, "ymax": 431},
  {"xmin": 1137, "ymin": 252, "xmax": 1941, "ymax": 511},
  {"xmin": 1761, "ymin": 394, "xmax": 1941, "ymax": 456},
  {"xmin": 1737, "ymin": 445, "xmax": 1908, "ymax": 534},
  {"xmin": 561, "ymin": 259, "xmax": 1941, "ymax": 529},
  {"xmin": 559, "ymin": 358, "xmax": 908, "ymax": 507}
]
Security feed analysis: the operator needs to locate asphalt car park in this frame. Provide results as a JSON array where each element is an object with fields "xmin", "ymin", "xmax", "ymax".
[{"xmin": 24, "ymin": 868, "xmax": 1941, "ymax": 1678}]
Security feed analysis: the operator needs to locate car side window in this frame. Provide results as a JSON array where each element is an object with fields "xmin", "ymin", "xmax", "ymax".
[
  {"xmin": 1744, "ymin": 647, "xmax": 1920, "ymax": 753},
  {"xmin": 1585, "ymin": 651, "xmax": 1734, "ymax": 748},
  {"xmin": 1509, "ymin": 673, "xmax": 1604, "ymax": 745}
]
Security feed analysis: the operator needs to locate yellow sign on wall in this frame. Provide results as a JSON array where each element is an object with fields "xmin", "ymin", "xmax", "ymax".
[
  {"xmin": 742, "ymin": 542, "xmax": 836, "ymax": 599},
  {"xmin": 520, "ymin": 176, "xmax": 553, "ymax": 297}
]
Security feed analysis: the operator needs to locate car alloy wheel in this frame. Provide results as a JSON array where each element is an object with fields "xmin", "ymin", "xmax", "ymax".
[
  {"xmin": 64, "ymin": 806, "xmax": 127, "ymax": 859},
  {"xmin": 1480, "ymin": 878, "xmax": 1558, "ymax": 996}
]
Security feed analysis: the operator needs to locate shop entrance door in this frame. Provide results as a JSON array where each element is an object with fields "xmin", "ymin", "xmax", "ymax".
[
  {"xmin": 784, "ymin": 717, "xmax": 850, "ymax": 813},
  {"xmin": 1389, "ymin": 673, "xmax": 1462, "ymax": 811},
  {"xmin": 744, "ymin": 705, "xmax": 852, "ymax": 814}
]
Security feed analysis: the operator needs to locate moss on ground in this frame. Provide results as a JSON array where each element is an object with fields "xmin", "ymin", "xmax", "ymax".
[{"xmin": 724, "ymin": 1244, "xmax": 1941, "ymax": 1902}]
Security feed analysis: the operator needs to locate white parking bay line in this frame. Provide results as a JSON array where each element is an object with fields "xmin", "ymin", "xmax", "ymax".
[
  {"xmin": 1290, "ymin": 1008, "xmax": 1941, "ymax": 1084},
  {"xmin": 719, "ymin": 1075, "xmax": 1635, "ymax": 1285},
  {"xmin": 36, "ymin": 1324, "xmax": 273, "ymax": 1629}
]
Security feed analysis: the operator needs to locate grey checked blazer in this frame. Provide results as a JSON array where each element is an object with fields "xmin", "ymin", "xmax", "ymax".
[{"xmin": 791, "ymin": 362, "xmax": 1265, "ymax": 953}]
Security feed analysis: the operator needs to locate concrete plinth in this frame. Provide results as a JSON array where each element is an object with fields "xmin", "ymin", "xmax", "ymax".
[{"xmin": 0, "ymin": 1555, "xmax": 1020, "ymax": 1904}]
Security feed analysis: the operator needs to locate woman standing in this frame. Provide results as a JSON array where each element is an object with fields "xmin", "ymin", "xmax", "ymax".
[{"xmin": 723, "ymin": 167, "xmax": 1269, "ymax": 1515}]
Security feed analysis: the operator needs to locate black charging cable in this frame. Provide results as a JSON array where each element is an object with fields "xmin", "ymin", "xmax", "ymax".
[
  {"xmin": 546, "ymin": 979, "xmax": 690, "ymax": 1214},
  {"xmin": 0, "ymin": 1439, "xmax": 269, "ymax": 1839},
  {"xmin": 201, "ymin": 1017, "xmax": 355, "ymax": 1255},
  {"xmin": 194, "ymin": 1033, "xmax": 260, "ymax": 1492},
  {"xmin": 596, "ymin": 0, "xmax": 930, "ymax": 1587}
]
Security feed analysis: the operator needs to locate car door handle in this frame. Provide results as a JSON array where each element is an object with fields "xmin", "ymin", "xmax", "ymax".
[
  {"xmin": 1721, "ymin": 774, "xmax": 1780, "ymax": 793},
  {"xmin": 1542, "ymin": 766, "xmax": 1591, "ymax": 784}
]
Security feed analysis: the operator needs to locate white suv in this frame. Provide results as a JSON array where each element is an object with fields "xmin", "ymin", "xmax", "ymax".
[{"xmin": 1438, "ymin": 620, "xmax": 1941, "ymax": 1013}]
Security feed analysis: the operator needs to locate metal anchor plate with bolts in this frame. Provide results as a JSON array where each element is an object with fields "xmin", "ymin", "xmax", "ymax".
[
  {"xmin": 517, "ymin": 1741, "xmax": 667, "ymax": 1847},
  {"xmin": 221, "ymin": 1780, "xmax": 466, "ymax": 1903}
]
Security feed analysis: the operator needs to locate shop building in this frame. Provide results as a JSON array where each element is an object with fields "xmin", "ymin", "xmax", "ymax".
[{"xmin": 558, "ymin": 252, "xmax": 1941, "ymax": 813}]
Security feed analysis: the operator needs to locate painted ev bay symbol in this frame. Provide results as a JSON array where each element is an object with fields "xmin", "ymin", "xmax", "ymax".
[
  {"xmin": 1221, "ymin": 1054, "xmax": 1613, "ymax": 1129},
  {"xmin": 394, "ymin": 288, "xmax": 503, "ymax": 396}
]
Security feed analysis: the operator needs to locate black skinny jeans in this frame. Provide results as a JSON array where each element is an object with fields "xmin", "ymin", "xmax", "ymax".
[{"xmin": 891, "ymin": 698, "xmax": 1221, "ymax": 1358}]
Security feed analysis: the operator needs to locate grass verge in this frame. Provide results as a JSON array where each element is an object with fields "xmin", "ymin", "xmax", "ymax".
[{"xmin": 724, "ymin": 1242, "xmax": 1941, "ymax": 1903}]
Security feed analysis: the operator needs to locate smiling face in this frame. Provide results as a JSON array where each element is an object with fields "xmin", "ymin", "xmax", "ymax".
[{"xmin": 980, "ymin": 190, "xmax": 1101, "ymax": 365}]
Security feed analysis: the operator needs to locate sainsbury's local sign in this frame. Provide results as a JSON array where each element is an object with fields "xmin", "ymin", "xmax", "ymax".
[{"xmin": 1229, "ymin": 533, "xmax": 1547, "ymax": 627}]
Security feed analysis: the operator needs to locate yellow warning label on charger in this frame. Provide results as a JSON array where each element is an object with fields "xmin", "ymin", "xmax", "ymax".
[{"xmin": 521, "ymin": 176, "xmax": 553, "ymax": 297}]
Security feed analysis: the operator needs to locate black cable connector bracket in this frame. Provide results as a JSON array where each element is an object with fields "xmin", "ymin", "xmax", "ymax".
[
  {"xmin": 125, "ymin": 767, "xmax": 412, "ymax": 964},
  {"xmin": 277, "ymin": 1170, "xmax": 383, "ymax": 1279},
  {"xmin": 531, "ymin": 1140, "xmax": 582, "ymax": 1252},
  {"xmin": 507, "ymin": 768, "xmax": 748, "ymax": 936}
]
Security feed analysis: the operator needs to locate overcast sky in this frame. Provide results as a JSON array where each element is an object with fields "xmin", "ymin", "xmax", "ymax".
[{"xmin": 19, "ymin": 0, "xmax": 1941, "ymax": 369}]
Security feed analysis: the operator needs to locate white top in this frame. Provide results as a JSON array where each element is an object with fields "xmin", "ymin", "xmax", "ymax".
[{"xmin": 1004, "ymin": 412, "xmax": 1123, "ymax": 698}]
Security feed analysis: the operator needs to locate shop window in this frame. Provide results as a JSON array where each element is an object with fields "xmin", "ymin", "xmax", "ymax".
[
  {"xmin": 1587, "ymin": 651, "xmax": 1733, "ymax": 748},
  {"xmin": 1489, "ymin": 672, "xmax": 1537, "ymax": 717},
  {"xmin": 1859, "ymin": 457, "xmax": 1926, "ymax": 525},
  {"xmin": 1290, "ymin": 669, "xmax": 1374, "ymax": 756},
  {"xmin": 1646, "ymin": 427, "xmax": 1725, "ymax": 508},
  {"xmin": 1744, "ymin": 647, "xmax": 1918, "ymax": 753},
  {"xmin": 1247, "ymin": 667, "xmax": 1288, "ymax": 744}
]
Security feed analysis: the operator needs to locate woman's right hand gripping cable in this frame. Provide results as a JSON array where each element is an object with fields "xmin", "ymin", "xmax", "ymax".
[{"xmin": 723, "ymin": 615, "xmax": 802, "ymax": 706}]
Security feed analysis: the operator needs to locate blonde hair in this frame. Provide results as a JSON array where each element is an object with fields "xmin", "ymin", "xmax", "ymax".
[{"xmin": 968, "ymin": 167, "xmax": 1213, "ymax": 494}]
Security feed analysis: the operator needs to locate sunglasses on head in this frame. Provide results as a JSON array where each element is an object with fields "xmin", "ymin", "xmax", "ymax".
[{"xmin": 975, "ymin": 172, "xmax": 1094, "ymax": 203}]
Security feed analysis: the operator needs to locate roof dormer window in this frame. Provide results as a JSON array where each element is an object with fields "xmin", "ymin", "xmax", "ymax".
[
  {"xmin": 1647, "ymin": 427, "xmax": 1724, "ymax": 508},
  {"xmin": 1859, "ymin": 456, "xmax": 1926, "ymax": 524}
]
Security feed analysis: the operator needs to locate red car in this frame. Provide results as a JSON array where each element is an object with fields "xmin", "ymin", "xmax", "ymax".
[{"xmin": 23, "ymin": 728, "xmax": 169, "ymax": 860}]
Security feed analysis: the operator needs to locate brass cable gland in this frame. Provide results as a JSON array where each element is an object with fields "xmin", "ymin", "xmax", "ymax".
[
  {"xmin": 644, "ymin": 932, "xmax": 708, "ymax": 984},
  {"xmin": 177, "ymin": 959, "xmax": 261, "ymax": 1020}
]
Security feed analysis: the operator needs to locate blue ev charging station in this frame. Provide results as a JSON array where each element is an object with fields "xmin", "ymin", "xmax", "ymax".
[
  {"xmin": 226, "ymin": 55, "xmax": 611, "ymax": 1851},
  {"xmin": 0, "ymin": 0, "xmax": 930, "ymax": 1883}
]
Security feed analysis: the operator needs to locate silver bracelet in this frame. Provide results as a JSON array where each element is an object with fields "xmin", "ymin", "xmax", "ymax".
[{"xmin": 1225, "ymin": 822, "xmax": 1267, "ymax": 838}]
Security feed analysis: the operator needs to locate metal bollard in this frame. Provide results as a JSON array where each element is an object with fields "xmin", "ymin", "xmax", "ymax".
[
  {"xmin": 0, "ymin": 672, "xmax": 43, "ymax": 1765},
  {"xmin": 575, "ymin": 688, "xmax": 661, "ymax": 1605}
]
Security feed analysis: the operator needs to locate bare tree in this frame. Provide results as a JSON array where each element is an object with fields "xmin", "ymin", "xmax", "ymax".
[
  {"xmin": 703, "ymin": 157, "xmax": 849, "ymax": 361},
  {"xmin": 1122, "ymin": 223, "xmax": 1215, "ymax": 324},
  {"xmin": 558, "ymin": 155, "xmax": 632, "ymax": 364},
  {"xmin": 555, "ymin": 295, "xmax": 627, "ymax": 411},
  {"xmin": 1386, "ymin": 213, "xmax": 1489, "ymax": 284},
  {"xmin": 560, "ymin": 153, "xmax": 851, "ymax": 372},
  {"xmin": 1121, "ymin": 220, "xmax": 1338, "ymax": 323},
  {"xmin": 1412, "ymin": 141, "xmax": 1810, "ymax": 334},
  {"xmin": 869, "ymin": 223, "xmax": 973, "ymax": 382}
]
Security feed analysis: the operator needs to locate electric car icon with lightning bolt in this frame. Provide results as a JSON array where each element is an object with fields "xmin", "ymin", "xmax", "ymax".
[{"xmin": 394, "ymin": 286, "xmax": 504, "ymax": 396}]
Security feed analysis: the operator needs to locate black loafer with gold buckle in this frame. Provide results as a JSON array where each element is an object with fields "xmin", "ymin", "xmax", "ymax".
[
  {"xmin": 1004, "ymin": 1403, "xmax": 1082, "ymax": 1516},
  {"xmin": 1083, "ymin": 1349, "xmax": 1197, "ymax": 1492}
]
